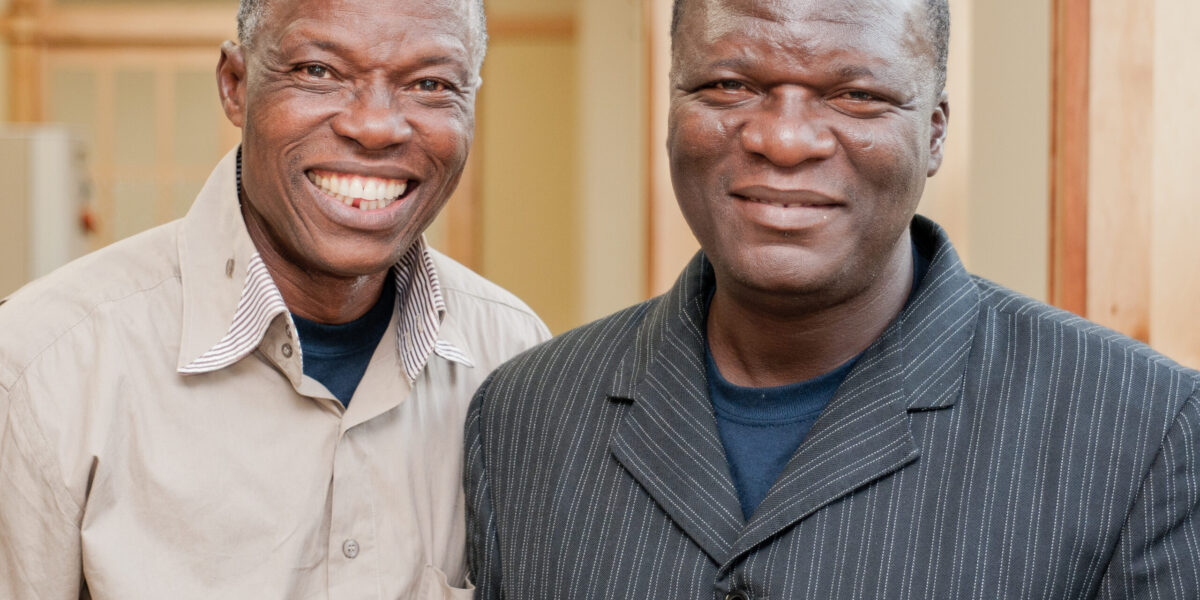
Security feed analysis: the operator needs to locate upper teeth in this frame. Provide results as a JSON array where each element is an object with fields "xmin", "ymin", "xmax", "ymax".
[{"xmin": 307, "ymin": 170, "xmax": 408, "ymax": 210}]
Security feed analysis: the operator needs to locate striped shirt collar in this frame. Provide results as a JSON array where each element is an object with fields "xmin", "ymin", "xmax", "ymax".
[{"xmin": 176, "ymin": 148, "xmax": 473, "ymax": 380}]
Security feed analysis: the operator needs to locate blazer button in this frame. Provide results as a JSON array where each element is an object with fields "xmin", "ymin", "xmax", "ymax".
[{"xmin": 725, "ymin": 591, "xmax": 750, "ymax": 600}]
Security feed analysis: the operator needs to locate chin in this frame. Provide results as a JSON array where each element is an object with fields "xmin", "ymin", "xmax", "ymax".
[
  {"xmin": 724, "ymin": 252, "xmax": 876, "ymax": 313},
  {"xmin": 304, "ymin": 244, "xmax": 406, "ymax": 279}
]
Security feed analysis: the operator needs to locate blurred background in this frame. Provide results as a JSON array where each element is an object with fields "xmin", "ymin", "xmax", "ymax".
[{"xmin": 0, "ymin": 0, "xmax": 1196, "ymax": 368}]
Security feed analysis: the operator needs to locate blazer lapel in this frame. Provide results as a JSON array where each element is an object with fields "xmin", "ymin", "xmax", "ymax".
[
  {"xmin": 723, "ymin": 323, "xmax": 920, "ymax": 570},
  {"xmin": 723, "ymin": 216, "xmax": 982, "ymax": 570},
  {"xmin": 609, "ymin": 254, "xmax": 744, "ymax": 565}
]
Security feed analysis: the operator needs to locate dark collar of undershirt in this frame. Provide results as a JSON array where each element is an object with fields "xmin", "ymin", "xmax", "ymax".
[{"xmin": 290, "ymin": 279, "xmax": 396, "ymax": 407}]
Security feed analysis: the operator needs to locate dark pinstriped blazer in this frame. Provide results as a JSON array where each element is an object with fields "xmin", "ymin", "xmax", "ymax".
[{"xmin": 466, "ymin": 216, "xmax": 1200, "ymax": 599}]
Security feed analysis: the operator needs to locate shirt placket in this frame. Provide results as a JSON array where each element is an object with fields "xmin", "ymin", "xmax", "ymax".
[{"xmin": 327, "ymin": 430, "xmax": 380, "ymax": 598}]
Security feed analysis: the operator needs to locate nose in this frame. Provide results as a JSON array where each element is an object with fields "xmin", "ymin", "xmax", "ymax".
[
  {"xmin": 330, "ymin": 87, "xmax": 414, "ymax": 151},
  {"xmin": 740, "ymin": 90, "xmax": 837, "ymax": 167}
]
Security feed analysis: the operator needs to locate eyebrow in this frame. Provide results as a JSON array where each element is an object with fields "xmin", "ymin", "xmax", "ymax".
[
  {"xmin": 706, "ymin": 57, "xmax": 754, "ymax": 71},
  {"xmin": 834, "ymin": 65, "xmax": 876, "ymax": 80},
  {"xmin": 286, "ymin": 38, "xmax": 467, "ymax": 64},
  {"xmin": 702, "ymin": 58, "xmax": 876, "ymax": 80}
]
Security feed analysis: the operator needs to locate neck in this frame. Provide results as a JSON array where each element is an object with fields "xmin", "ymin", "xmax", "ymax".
[
  {"xmin": 706, "ymin": 236, "xmax": 913, "ymax": 388},
  {"xmin": 242, "ymin": 205, "xmax": 389, "ymax": 325}
]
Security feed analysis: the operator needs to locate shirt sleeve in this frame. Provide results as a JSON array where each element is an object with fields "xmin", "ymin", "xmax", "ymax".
[
  {"xmin": 464, "ymin": 374, "xmax": 503, "ymax": 600},
  {"xmin": 0, "ymin": 377, "xmax": 86, "ymax": 599},
  {"xmin": 1097, "ymin": 388, "xmax": 1200, "ymax": 598}
]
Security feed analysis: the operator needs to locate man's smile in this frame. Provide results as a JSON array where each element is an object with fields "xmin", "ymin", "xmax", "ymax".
[{"xmin": 306, "ymin": 169, "xmax": 411, "ymax": 210}]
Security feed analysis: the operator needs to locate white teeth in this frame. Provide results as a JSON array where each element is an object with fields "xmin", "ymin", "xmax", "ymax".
[{"xmin": 307, "ymin": 170, "xmax": 408, "ymax": 210}]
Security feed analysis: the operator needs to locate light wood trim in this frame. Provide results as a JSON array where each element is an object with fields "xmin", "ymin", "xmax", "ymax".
[
  {"xmin": 93, "ymin": 67, "xmax": 116, "ymax": 247},
  {"xmin": 2, "ymin": 5, "xmax": 236, "ymax": 48},
  {"xmin": 0, "ymin": 10, "xmax": 576, "ymax": 49},
  {"xmin": 154, "ymin": 65, "xmax": 176, "ymax": 225},
  {"xmin": 5, "ymin": 0, "xmax": 46, "ymax": 122},
  {"xmin": 1048, "ymin": 0, "xmax": 1089, "ymax": 316},
  {"xmin": 643, "ymin": 0, "xmax": 657, "ymax": 298}
]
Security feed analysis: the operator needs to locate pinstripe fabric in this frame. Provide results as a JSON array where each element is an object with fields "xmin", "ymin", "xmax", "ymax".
[
  {"xmin": 180, "ymin": 237, "xmax": 470, "ymax": 380},
  {"xmin": 466, "ymin": 216, "xmax": 1200, "ymax": 599}
]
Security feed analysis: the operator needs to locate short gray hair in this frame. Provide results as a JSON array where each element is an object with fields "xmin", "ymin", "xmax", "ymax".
[
  {"xmin": 237, "ymin": 0, "xmax": 489, "ymax": 70},
  {"xmin": 670, "ymin": 0, "xmax": 950, "ymax": 93}
]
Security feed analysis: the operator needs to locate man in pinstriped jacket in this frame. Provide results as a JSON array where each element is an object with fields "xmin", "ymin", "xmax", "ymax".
[{"xmin": 465, "ymin": 0, "xmax": 1200, "ymax": 597}]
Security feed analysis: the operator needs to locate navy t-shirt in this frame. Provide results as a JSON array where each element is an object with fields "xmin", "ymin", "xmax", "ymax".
[
  {"xmin": 291, "ymin": 281, "xmax": 395, "ymax": 408},
  {"xmin": 707, "ymin": 241, "xmax": 931, "ymax": 520}
]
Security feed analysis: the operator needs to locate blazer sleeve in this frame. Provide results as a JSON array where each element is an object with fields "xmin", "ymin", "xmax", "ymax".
[
  {"xmin": 1097, "ymin": 388, "xmax": 1200, "ymax": 598},
  {"xmin": 464, "ymin": 374, "xmax": 504, "ymax": 600}
]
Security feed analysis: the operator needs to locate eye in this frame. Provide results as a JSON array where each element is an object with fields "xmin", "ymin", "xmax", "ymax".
[
  {"xmin": 828, "ymin": 89, "xmax": 893, "ymax": 118},
  {"xmin": 416, "ymin": 79, "xmax": 449, "ymax": 92},
  {"xmin": 842, "ymin": 90, "xmax": 878, "ymax": 101},
  {"xmin": 299, "ymin": 64, "xmax": 331, "ymax": 79},
  {"xmin": 709, "ymin": 80, "xmax": 747, "ymax": 92}
]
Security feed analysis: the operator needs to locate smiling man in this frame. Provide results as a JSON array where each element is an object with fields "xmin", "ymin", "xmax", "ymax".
[
  {"xmin": 0, "ymin": 0, "xmax": 548, "ymax": 597},
  {"xmin": 465, "ymin": 0, "xmax": 1200, "ymax": 597}
]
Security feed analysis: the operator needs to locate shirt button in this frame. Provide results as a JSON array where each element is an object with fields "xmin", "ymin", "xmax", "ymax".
[
  {"xmin": 342, "ymin": 538, "xmax": 359, "ymax": 559},
  {"xmin": 281, "ymin": 343, "xmax": 293, "ymax": 358},
  {"xmin": 725, "ymin": 591, "xmax": 750, "ymax": 600}
]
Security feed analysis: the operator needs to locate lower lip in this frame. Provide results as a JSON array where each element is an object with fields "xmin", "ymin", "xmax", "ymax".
[
  {"xmin": 731, "ymin": 195, "xmax": 842, "ymax": 231},
  {"xmin": 308, "ymin": 176, "xmax": 414, "ymax": 230}
]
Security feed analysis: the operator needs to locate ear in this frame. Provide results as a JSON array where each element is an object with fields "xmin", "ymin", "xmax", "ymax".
[
  {"xmin": 216, "ymin": 40, "xmax": 248, "ymax": 129},
  {"xmin": 926, "ymin": 90, "xmax": 949, "ymax": 177}
]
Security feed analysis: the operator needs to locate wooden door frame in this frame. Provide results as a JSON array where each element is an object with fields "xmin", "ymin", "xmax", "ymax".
[{"xmin": 1048, "ymin": 0, "xmax": 1089, "ymax": 315}]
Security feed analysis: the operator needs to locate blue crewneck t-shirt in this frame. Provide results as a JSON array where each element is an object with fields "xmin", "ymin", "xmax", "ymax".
[
  {"xmin": 291, "ymin": 281, "xmax": 395, "ymax": 408},
  {"xmin": 707, "ymin": 241, "xmax": 931, "ymax": 520}
]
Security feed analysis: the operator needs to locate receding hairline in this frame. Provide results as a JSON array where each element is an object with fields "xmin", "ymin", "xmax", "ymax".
[{"xmin": 669, "ymin": 0, "xmax": 950, "ymax": 93}]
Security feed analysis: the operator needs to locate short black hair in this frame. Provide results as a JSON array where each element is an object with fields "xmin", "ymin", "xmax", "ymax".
[{"xmin": 670, "ymin": 0, "xmax": 951, "ymax": 92}]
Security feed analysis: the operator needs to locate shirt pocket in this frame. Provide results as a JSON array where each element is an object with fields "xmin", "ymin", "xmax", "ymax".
[{"xmin": 418, "ymin": 563, "xmax": 475, "ymax": 600}]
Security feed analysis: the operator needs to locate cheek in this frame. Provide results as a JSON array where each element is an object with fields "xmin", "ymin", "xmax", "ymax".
[
  {"xmin": 839, "ymin": 122, "xmax": 926, "ymax": 203},
  {"xmin": 413, "ymin": 110, "xmax": 473, "ymax": 167},
  {"xmin": 668, "ymin": 106, "xmax": 735, "ymax": 168}
]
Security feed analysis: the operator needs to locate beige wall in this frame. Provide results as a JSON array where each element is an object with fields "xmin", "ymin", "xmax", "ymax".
[
  {"xmin": 478, "ymin": 35, "xmax": 581, "ymax": 333},
  {"xmin": 922, "ymin": 0, "xmax": 1050, "ymax": 302},
  {"xmin": 576, "ymin": 0, "xmax": 647, "ymax": 324},
  {"xmin": 477, "ymin": 0, "xmax": 651, "ymax": 331}
]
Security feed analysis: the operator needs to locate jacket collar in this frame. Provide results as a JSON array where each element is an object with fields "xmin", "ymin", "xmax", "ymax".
[
  {"xmin": 608, "ymin": 215, "xmax": 981, "ymax": 567},
  {"xmin": 176, "ymin": 148, "xmax": 472, "ymax": 380}
]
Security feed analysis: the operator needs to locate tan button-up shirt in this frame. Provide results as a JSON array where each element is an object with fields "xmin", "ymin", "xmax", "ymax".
[{"xmin": 0, "ymin": 150, "xmax": 549, "ymax": 599}]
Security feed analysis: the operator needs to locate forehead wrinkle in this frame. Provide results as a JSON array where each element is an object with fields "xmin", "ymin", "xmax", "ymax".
[
  {"xmin": 677, "ymin": 0, "xmax": 935, "ymax": 92},
  {"xmin": 258, "ymin": 0, "xmax": 484, "ymax": 73}
]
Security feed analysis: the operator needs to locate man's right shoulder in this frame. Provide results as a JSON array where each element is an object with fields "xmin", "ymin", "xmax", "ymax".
[
  {"xmin": 0, "ymin": 222, "xmax": 182, "ymax": 387},
  {"xmin": 478, "ymin": 298, "xmax": 655, "ymax": 402}
]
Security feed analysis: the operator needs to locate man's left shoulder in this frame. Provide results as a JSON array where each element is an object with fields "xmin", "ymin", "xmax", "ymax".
[{"xmin": 971, "ymin": 275, "xmax": 1200, "ymax": 404}]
